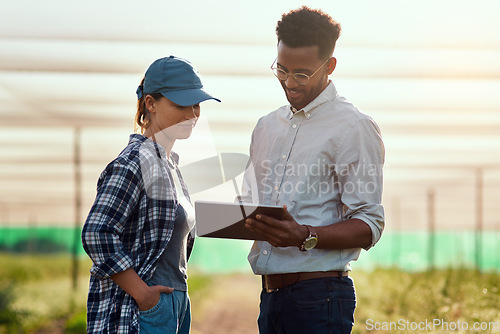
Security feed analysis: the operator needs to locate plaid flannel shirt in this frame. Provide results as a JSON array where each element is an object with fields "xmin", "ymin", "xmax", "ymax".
[{"xmin": 82, "ymin": 134, "xmax": 195, "ymax": 334}]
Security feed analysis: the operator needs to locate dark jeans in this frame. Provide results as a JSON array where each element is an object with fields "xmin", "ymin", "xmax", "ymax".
[{"xmin": 258, "ymin": 276, "xmax": 356, "ymax": 334}]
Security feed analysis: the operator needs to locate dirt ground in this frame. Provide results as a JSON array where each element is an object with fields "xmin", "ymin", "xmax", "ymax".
[{"xmin": 190, "ymin": 274, "xmax": 262, "ymax": 334}]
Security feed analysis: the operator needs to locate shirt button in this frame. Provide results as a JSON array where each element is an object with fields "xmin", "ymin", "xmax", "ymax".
[
  {"xmin": 263, "ymin": 250, "xmax": 268, "ymax": 255},
  {"xmin": 305, "ymin": 113, "xmax": 310, "ymax": 118},
  {"xmin": 282, "ymin": 154, "xmax": 286, "ymax": 159},
  {"xmin": 274, "ymin": 186, "xmax": 279, "ymax": 191},
  {"xmin": 292, "ymin": 124, "xmax": 297, "ymax": 129}
]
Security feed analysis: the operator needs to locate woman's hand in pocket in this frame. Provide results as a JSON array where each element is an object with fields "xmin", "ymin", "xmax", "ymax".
[
  {"xmin": 110, "ymin": 268, "xmax": 174, "ymax": 312},
  {"xmin": 137, "ymin": 285, "xmax": 174, "ymax": 311}
]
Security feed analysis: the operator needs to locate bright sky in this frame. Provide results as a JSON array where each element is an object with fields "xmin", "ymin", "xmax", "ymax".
[{"xmin": 0, "ymin": 0, "xmax": 499, "ymax": 229}]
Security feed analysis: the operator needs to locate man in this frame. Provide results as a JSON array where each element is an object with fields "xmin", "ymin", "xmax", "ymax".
[{"xmin": 241, "ymin": 6, "xmax": 385, "ymax": 334}]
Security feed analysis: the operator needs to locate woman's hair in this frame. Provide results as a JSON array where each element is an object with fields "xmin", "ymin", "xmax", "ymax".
[
  {"xmin": 135, "ymin": 77, "xmax": 163, "ymax": 134},
  {"xmin": 276, "ymin": 6, "xmax": 342, "ymax": 60}
]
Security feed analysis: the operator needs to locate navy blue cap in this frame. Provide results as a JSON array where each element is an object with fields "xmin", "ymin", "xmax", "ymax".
[{"xmin": 136, "ymin": 56, "xmax": 220, "ymax": 106}]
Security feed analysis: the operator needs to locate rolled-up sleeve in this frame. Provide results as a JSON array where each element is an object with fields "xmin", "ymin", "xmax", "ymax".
[
  {"xmin": 82, "ymin": 161, "xmax": 142, "ymax": 280},
  {"xmin": 335, "ymin": 118, "xmax": 385, "ymax": 250}
]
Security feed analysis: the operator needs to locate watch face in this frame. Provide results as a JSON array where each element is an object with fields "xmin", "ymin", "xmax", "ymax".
[{"xmin": 304, "ymin": 237, "xmax": 318, "ymax": 250}]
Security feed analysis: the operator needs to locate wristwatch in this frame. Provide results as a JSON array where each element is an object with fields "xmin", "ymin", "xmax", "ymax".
[{"xmin": 299, "ymin": 225, "xmax": 318, "ymax": 251}]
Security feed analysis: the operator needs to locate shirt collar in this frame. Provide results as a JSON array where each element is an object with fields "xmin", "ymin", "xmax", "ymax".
[
  {"xmin": 288, "ymin": 81, "xmax": 338, "ymax": 120},
  {"xmin": 129, "ymin": 133, "xmax": 179, "ymax": 164}
]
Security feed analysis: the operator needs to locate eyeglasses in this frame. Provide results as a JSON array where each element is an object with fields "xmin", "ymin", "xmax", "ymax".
[{"xmin": 270, "ymin": 57, "xmax": 331, "ymax": 86}]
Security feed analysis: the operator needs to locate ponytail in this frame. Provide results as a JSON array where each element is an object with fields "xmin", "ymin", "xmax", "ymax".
[{"xmin": 134, "ymin": 77, "xmax": 162, "ymax": 134}]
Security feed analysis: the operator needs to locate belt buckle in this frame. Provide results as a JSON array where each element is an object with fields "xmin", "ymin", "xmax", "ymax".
[{"xmin": 263, "ymin": 275, "xmax": 279, "ymax": 293}]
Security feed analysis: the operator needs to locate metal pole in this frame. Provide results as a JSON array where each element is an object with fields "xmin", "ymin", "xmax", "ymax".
[
  {"xmin": 392, "ymin": 198, "xmax": 401, "ymax": 268},
  {"xmin": 72, "ymin": 127, "xmax": 82, "ymax": 291},
  {"xmin": 428, "ymin": 189, "xmax": 435, "ymax": 271},
  {"xmin": 0, "ymin": 207, "xmax": 8, "ymax": 251},
  {"xmin": 475, "ymin": 168, "xmax": 483, "ymax": 272}
]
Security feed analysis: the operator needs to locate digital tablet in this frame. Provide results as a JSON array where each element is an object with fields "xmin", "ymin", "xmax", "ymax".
[{"xmin": 194, "ymin": 200, "xmax": 284, "ymax": 240}]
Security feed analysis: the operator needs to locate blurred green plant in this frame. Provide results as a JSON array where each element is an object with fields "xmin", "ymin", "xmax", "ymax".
[
  {"xmin": 0, "ymin": 253, "xmax": 498, "ymax": 334},
  {"xmin": 64, "ymin": 310, "xmax": 87, "ymax": 334},
  {"xmin": 0, "ymin": 281, "xmax": 24, "ymax": 334},
  {"xmin": 0, "ymin": 254, "xmax": 217, "ymax": 333},
  {"xmin": 351, "ymin": 267, "xmax": 500, "ymax": 334}
]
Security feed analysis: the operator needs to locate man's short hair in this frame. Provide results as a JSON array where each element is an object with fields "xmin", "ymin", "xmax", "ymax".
[{"xmin": 276, "ymin": 6, "xmax": 341, "ymax": 60}]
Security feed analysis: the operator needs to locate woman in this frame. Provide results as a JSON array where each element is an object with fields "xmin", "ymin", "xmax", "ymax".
[{"xmin": 82, "ymin": 56, "xmax": 220, "ymax": 334}]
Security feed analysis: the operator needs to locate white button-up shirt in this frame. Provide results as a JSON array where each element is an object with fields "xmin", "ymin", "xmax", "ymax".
[{"xmin": 241, "ymin": 82, "xmax": 385, "ymax": 275}]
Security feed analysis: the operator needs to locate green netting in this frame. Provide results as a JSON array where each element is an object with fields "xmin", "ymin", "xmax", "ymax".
[{"xmin": 0, "ymin": 227, "xmax": 499, "ymax": 272}]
